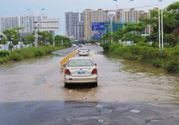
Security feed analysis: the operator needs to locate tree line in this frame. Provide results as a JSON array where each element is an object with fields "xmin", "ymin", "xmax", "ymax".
[
  {"xmin": 0, "ymin": 28, "xmax": 72, "ymax": 51},
  {"xmin": 101, "ymin": 2, "xmax": 179, "ymax": 48}
]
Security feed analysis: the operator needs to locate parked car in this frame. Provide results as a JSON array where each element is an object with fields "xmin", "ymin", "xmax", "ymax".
[
  {"xmin": 78, "ymin": 48, "xmax": 89, "ymax": 56},
  {"xmin": 64, "ymin": 57, "xmax": 98, "ymax": 87}
]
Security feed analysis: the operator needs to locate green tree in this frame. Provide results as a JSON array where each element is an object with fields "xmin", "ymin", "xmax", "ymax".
[
  {"xmin": 3, "ymin": 29, "xmax": 16, "ymax": 51},
  {"xmin": 167, "ymin": 2, "xmax": 179, "ymax": 13},
  {"xmin": 164, "ymin": 34, "xmax": 177, "ymax": 47},
  {"xmin": 0, "ymin": 35, "xmax": 7, "ymax": 44},
  {"xmin": 23, "ymin": 35, "xmax": 35, "ymax": 45},
  {"xmin": 0, "ymin": 38, "xmax": 7, "ymax": 44},
  {"xmin": 37, "ymin": 31, "xmax": 53, "ymax": 46},
  {"xmin": 13, "ymin": 27, "xmax": 24, "ymax": 42},
  {"xmin": 141, "ymin": 4, "xmax": 179, "ymax": 46},
  {"xmin": 101, "ymin": 33, "xmax": 112, "ymax": 43},
  {"xmin": 55, "ymin": 35, "xmax": 64, "ymax": 46},
  {"xmin": 55, "ymin": 35, "xmax": 72, "ymax": 47}
]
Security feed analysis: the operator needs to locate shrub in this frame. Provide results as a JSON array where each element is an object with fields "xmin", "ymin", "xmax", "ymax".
[
  {"xmin": 19, "ymin": 48, "xmax": 35, "ymax": 58},
  {"xmin": 153, "ymin": 59, "xmax": 162, "ymax": 68},
  {"xmin": 0, "ymin": 46, "xmax": 66, "ymax": 64},
  {"xmin": 0, "ymin": 51, "xmax": 10, "ymax": 57},
  {"xmin": 0, "ymin": 57, "xmax": 4, "ymax": 63},
  {"xmin": 166, "ymin": 60, "xmax": 179, "ymax": 73},
  {"xmin": 119, "ymin": 46, "xmax": 133, "ymax": 59},
  {"xmin": 101, "ymin": 43, "xmax": 179, "ymax": 74},
  {"xmin": 137, "ymin": 42, "xmax": 152, "ymax": 47},
  {"xmin": 10, "ymin": 52, "xmax": 22, "ymax": 61},
  {"xmin": 109, "ymin": 44, "xmax": 122, "ymax": 54},
  {"xmin": 45, "ymin": 45, "xmax": 55, "ymax": 53},
  {"xmin": 101, "ymin": 43, "xmax": 111, "ymax": 52}
]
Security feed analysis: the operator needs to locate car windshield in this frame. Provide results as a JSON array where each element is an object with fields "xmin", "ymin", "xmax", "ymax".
[{"xmin": 67, "ymin": 59, "xmax": 94, "ymax": 67}]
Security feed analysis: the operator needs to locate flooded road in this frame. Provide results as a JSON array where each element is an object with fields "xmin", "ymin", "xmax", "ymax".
[
  {"xmin": 1, "ymin": 46, "xmax": 179, "ymax": 125},
  {"xmin": 0, "ymin": 46, "xmax": 179, "ymax": 103}
]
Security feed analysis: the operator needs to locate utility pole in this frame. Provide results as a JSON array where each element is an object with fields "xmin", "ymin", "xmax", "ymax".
[
  {"xmin": 53, "ymin": 36, "xmax": 55, "ymax": 47},
  {"xmin": 158, "ymin": 0, "xmax": 164, "ymax": 51},
  {"xmin": 62, "ymin": 39, "xmax": 64, "ymax": 46},
  {"xmin": 158, "ymin": 2, "xmax": 161, "ymax": 50},
  {"xmin": 34, "ymin": 21, "xmax": 38, "ymax": 47}
]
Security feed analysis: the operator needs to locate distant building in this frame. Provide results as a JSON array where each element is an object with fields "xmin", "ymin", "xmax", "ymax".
[
  {"xmin": 123, "ymin": 9, "xmax": 150, "ymax": 23},
  {"xmin": 105, "ymin": 22, "xmax": 124, "ymax": 33},
  {"xmin": 0, "ymin": 15, "xmax": 60, "ymax": 36},
  {"xmin": 74, "ymin": 21, "xmax": 84, "ymax": 41},
  {"xmin": 38, "ymin": 18, "xmax": 60, "ymax": 36},
  {"xmin": 80, "ymin": 13, "xmax": 84, "ymax": 22},
  {"xmin": 65, "ymin": 8, "xmax": 151, "ymax": 41},
  {"xmin": 0, "ymin": 16, "xmax": 20, "ymax": 32},
  {"xmin": 65, "ymin": 12, "xmax": 79, "ymax": 41},
  {"xmin": 83, "ymin": 9, "xmax": 107, "ymax": 41}
]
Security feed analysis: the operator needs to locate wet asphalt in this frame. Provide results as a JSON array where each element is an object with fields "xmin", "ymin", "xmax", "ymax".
[{"xmin": 1, "ymin": 101, "xmax": 179, "ymax": 125}]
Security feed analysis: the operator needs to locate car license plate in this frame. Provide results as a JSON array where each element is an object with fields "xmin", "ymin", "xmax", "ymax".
[{"xmin": 77, "ymin": 71, "xmax": 86, "ymax": 74}]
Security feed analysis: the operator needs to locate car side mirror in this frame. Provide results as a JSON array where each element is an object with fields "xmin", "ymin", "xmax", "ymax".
[
  {"xmin": 95, "ymin": 63, "xmax": 97, "ymax": 66},
  {"xmin": 63, "ymin": 64, "xmax": 66, "ymax": 67}
]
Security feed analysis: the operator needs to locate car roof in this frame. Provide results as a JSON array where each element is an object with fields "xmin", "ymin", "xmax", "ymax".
[
  {"xmin": 69, "ymin": 57, "xmax": 91, "ymax": 60},
  {"xmin": 79, "ymin": 48, "xmax": 88, "ymax": 49}
]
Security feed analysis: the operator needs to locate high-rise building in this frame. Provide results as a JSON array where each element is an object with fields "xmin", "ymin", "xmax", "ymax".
[
  {"xmin": 65, "ymin": 8, "xmax": 151, "ymax": 41},
  {"xmin": 0, "ymin": 15, "xmax": 59, "ymax": 35},
  {"xmin": 19, "ymin": 15, "xmax": 48, "ymax": 33},
  {"xmin": 0, "ymin": 17, "xmax": 20, "ymax": 32},
  {"xmin": 83, "ymin": 9, "xmax": 108, "ymax": 40},
  {"xmin": 74, "ymin": 21, "xmax": 84, "ymax": 41},
  {"xmin": 118, "ymin": 9, "xmax": 151, "ymax": 34},
  {"xmin": 65, "ymin": 12, "xmax": 79, "ymax": 40},
  {"xmin": 80, "ymin": 13, "xmax": 84, "ymax": 22},
  {"xmin": 123, "ymin": 9, "xmax": 150, "ymax": 23}
]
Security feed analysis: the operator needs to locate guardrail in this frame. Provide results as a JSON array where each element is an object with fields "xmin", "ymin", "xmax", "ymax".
[{"xmin": 60, "ymin": 49, "xmax": 78, "ymax": 70}]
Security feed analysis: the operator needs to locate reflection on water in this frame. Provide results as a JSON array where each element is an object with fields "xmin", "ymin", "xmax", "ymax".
[{"xmin": 0, "ymin": 46, "xmax": 179, "ymax": 103}]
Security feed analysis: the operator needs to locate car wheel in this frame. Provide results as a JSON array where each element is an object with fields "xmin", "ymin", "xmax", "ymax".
[
  {"xmin": 94, "ymin": 82, "xmax": 98, "ymax": 87},
  {"xmin": 64, "ymin": 83, "xmax": 68, "ymax": 88}
]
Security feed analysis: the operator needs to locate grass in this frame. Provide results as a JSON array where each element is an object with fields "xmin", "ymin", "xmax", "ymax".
[
  {"xmin": 0, "ymin": 45, "xmax": 65, "ymax": 64},
  {"xmin": 100, "ymin": 42, "xmax": 179, "ymax": 73}
]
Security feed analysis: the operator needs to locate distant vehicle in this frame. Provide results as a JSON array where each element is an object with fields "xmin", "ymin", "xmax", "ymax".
[
  {"xmin": 78, "ymin": 48, "xmax": 89, "ymax": 56},
  {"xmin": 63, "ymin": 57, "xmax": 98, "ymax": 87},
  {"xmin": 72, "ymin": 44, "xmax": 77, "ymax": 47},
  {"xmin": 78, "ymin": 44, "xmax": 83, "ymax": 47}
]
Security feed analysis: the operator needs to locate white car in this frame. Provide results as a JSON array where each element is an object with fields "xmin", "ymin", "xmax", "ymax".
[
  {"xmin": 64, "ymin": 57, "xmax": 98, "ymax": 87},
  {"xmin": 78, "ymin": 48, "xmax": 89, "ymax": 56},
  {"xmin": 72, "ymin": 44, "xmax": 77, "ymax": 47}
]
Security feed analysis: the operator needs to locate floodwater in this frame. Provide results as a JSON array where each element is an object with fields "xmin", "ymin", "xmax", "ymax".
[{"xmin": 0, "ymin": 46, "xmax": 179, "ymax": 103}]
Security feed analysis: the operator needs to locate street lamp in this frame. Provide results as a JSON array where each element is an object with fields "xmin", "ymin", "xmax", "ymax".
[
  {"xmin": 159, "ymin": 0, "xmax": 164, "ymax": 50},
  {"xmin": 27, "ymin": 8, "xmax": 46, "ymax": 47}
]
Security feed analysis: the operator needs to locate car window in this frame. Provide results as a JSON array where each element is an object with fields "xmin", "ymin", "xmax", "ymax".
[
  {"xmin": 80, "ymin": 49, "xmax": 88, "ymax": 50},
  {"xmin": 68, "ymin": 59, "xmax": 94, "ymax": 67}
]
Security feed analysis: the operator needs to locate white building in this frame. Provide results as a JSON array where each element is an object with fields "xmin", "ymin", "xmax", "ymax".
[
  {"xmin": 0, "ymin": 16, "xmax": 20, "ymax": 32},
  {"xmin": 38, "ymin": 18, "xmax": 59, "ymax": 36},
  {"xmin": 65, "ymin": 12, "xmax": 79, "ymax": 40},
  {"xmin": 0, "ymin": 15, "xmax": 60, "ymax": 36}
]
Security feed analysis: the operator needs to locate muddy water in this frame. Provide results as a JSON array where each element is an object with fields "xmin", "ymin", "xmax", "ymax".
[{"xmin": 0, "ymin": 46, "xmax": 179, "ymax": 103}]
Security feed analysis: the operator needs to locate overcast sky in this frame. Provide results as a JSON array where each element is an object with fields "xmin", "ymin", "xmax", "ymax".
[{"xmin": 0, "ymin": 0, "xmax": 178, "ymax": 34}]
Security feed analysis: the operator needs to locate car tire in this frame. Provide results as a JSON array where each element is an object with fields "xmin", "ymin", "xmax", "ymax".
[
  {"xmin": 64, "ymin": 83, "xmax": 68, "ymax": 88},
  {"xmin": 94, "ymin": 82, "xmax": 98, "ymax": 87}
]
